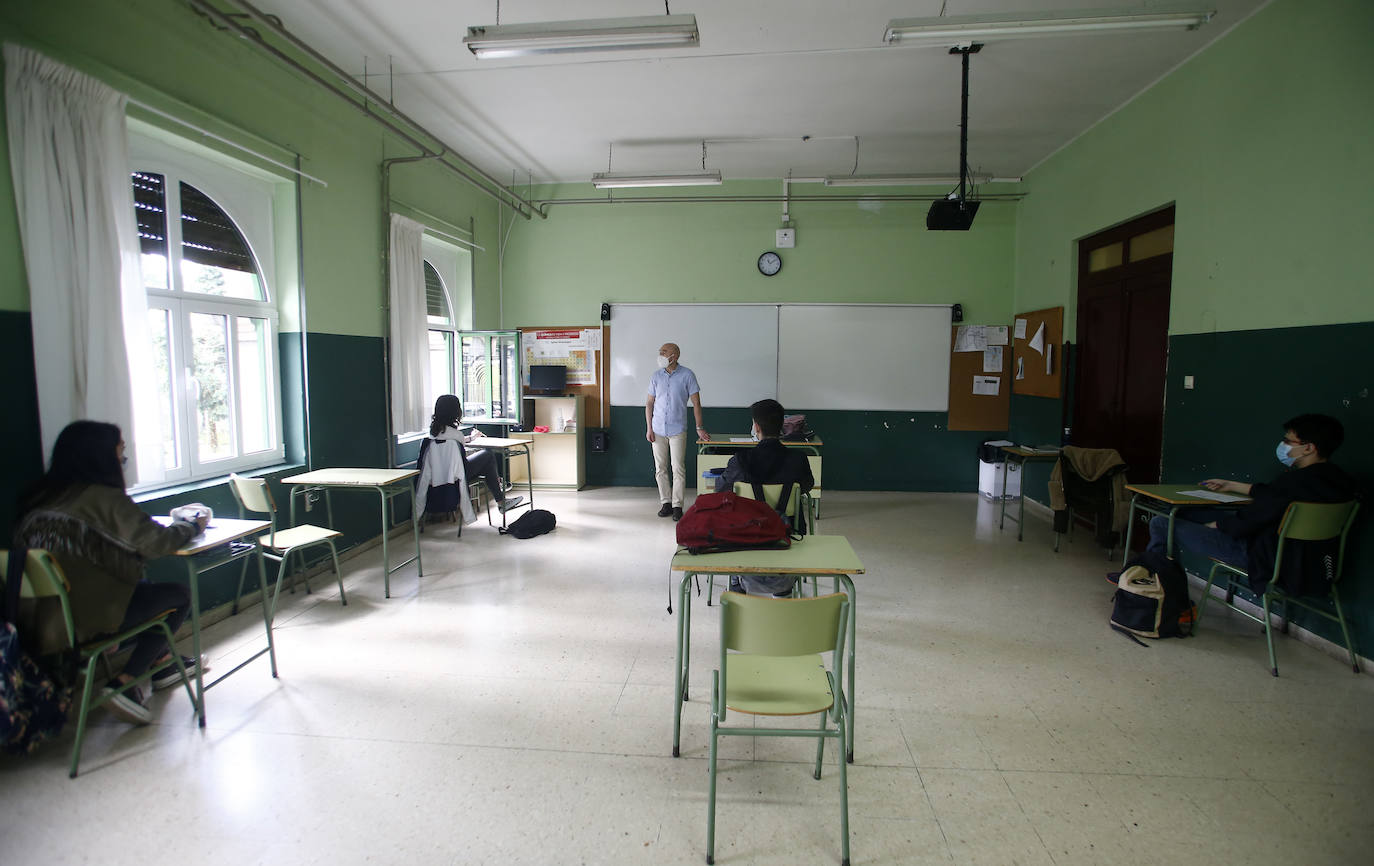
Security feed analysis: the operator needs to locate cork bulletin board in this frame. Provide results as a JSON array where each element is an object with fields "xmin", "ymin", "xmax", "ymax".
[
  {"xmin": 1011, "ymin": 306, "xmax": 1064, "ymax": 398},
  {"xmin": 519, "ymin": 325, "xmax": 611, "ymax": 427},
  {"xmin": 947, "ymin": 325, "xmax": 1010, "ymax": 431}
]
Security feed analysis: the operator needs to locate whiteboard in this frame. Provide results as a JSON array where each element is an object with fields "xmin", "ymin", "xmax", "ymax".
[
  {"xmin": 609, "ymin": 304, "xmax": 779, "ymax": 408},
  {"xmin": 777, "ymin": 305, "xmax": 952, "ymax": 411}
]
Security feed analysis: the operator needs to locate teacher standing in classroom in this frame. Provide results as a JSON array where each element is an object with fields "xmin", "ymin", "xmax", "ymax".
[{"xmin": 645, "ymin": 342, "xmax": 708, "ymax": 521}]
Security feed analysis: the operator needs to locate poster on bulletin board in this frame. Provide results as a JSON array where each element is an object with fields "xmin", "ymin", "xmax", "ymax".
[{"xmin": 521, "ymin": 328, "xmax": 601, "ymax": 386}]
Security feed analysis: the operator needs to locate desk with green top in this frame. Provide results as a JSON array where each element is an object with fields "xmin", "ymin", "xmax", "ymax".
[
  {"xmin": 998, "ymin": 445, "xmax": 1061, "ymax": 541},
  {"xmin": 155, "ymin": 516, "xmax": 272, "ymax": 727},
  {"xmin": 280, "ymin": 468, "xmax": 421, "ymax": 598},
  {"xmin": 669, "ymin": 534, "xmax": 864, "ymax": 762},
  {"xmin": 1120, "ymin": 483, "xmax": 1252, "ymax": 566},
  {"xmin": 697, "ymin": 435, "xmax": 824, "ymax": 518}
]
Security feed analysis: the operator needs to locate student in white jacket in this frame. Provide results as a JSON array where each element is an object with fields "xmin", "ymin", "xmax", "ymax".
[{"xmin": 415, "ymin": 395, "xmax": 523, "ymax": 525}]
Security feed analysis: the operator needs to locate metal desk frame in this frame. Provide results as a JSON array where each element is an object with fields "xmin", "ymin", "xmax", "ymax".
[
  {"xmin": 281, "ymin": 468, "xmax": 422, "ymax": 598},
  {"xmin": 997, "ymin": 446, "xmax": 1060, "ymax": 541},
  {"xmin": 469, "ymin": 437, "xmax": 535, "ymax": 528},
  {"xmin": 1120, "ymin": 483, "xmax": 1252, "ymax": 567}
]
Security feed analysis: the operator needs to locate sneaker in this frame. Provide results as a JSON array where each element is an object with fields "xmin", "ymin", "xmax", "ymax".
[
  {"xmin": 657, "ymin": 503, "xmax": 673, "ymax": 518},
  {"xmin": 672, "ymin": 506, "xmax": 683, "ymax": 522},
  {"xmin": 498, "ymin": 495, "xmax": 525, "ymax": 513},
  {"xmin": 101, "ymin": 681, "xmax": 151, "ymax": 725},
  {"xmin": 151, "ymin": 654, "xmax": 208, "ymax": 691}
]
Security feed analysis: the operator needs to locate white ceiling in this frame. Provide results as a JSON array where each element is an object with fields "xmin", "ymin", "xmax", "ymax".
[{"xmin": 260, "ymin": 1, "xmax": 1266, "ymax": 184}]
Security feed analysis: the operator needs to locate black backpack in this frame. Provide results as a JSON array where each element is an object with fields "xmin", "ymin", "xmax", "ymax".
[
  {"xmin": 1110, "ymin": 550, "xmax": 1194, "ymax": 643},
  {"xmin": 499, "ymin": 509, "xmax": 556, "ymax": 539}
]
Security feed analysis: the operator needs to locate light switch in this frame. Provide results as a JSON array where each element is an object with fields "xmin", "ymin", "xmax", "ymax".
[{"xmin": 1183, "ymin": 375, "xmax": 1194, "ymax": 389}]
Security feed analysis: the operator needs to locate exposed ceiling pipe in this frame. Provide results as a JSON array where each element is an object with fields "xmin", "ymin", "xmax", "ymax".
[
  {"xmin": 185, "ymin": 0, "xmax": 545, "ymax": 220},
  {"xmin": 535, "ymin": 193, "xmax": 1025, "ymax": 207}
]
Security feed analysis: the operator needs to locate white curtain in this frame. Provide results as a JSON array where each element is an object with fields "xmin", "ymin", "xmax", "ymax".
[
  {"xmin": 4, "ymin": 44, "xmax": 161, "ymax": 483},
  {"xmin": 388, "ymin": 213, "xmax": 431, "ymax": 435}
]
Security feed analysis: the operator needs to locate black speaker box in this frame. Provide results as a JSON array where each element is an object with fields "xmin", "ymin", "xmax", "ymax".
[
  {"xmin": 600, "ymin": 303, "xmax": 611, "ymax": 321},
  {"xmin": 926, "ymin": 199, "xmax": 980, "ymax": 231},
  {"xmin": 590, "ymin": 430, "xmax": 608, "ymax": 452}
]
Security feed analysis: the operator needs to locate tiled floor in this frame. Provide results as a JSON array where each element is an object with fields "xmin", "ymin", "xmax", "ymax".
[{"xmin": 3, "ymin": 489, "xmax": 1371, "ymax": 865}]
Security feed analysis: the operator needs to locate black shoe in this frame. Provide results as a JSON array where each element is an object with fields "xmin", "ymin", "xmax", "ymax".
[
  {"xmin": 151, "ymin": 654, "xmax": 208, "ymax": 691},
  {"xmin": 657, "ymin": 503, "xmax": 673, "ymax": 518},
  {"xmin": 672, "ymin": 507, "xmax": 683, "ymax": 522},
  {"xmin": 499, "ymin": 495, "xmax": 525, "ymax": 513}
]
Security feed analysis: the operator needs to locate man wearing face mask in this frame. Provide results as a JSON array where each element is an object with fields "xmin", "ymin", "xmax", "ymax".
[
  {"xmin": 716, "ymin": 399, "xmax": 814, "ymax": 596},
  {"xmin": 646, "ymin": 342, "xmax": 707, "ymax": 521},
  {"xmin": 1146, "ymin": 413, "xmax": 1357, "ymax": 594}
]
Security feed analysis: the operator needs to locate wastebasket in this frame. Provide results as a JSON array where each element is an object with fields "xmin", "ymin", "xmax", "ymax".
[{"xmin": 977, "ymin": 441, "xmax": 1020, "ymax": 501}]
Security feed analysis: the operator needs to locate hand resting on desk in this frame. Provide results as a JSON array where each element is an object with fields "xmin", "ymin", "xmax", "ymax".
[{"xmin": 1201, "ymin": 478, "xmax": 1253, "ymax": 496}]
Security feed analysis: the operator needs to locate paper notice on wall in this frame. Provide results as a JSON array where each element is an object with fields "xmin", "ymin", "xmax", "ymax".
[
  {"xmin": 582, "ymin": 327, "xmax": 602, "ymax": 351},
  {"xmin": 986, "ymin": 326, "xmax": 1009, "ymax": 346},
  {"xmin": 1028, "ymin": 322, "xmax": 1046, "ymax": 355},
  {"xmin": 954, "ymin": 325, "xmax": 987, "ymax": 352},
  {"xmin": 1014, "ymin": 319, "xmax": 1027, "ymax": 340},
  {"xmin": 983, "ymin": 346, "xmax": 1004, "ymax": 373},
  {"xmin": 1015, "ymin": 356, "xmax": 1025, "ymax": 380},
  {"xmin": 523, "ymin": 328, "xmax": 597, "ymax": 386},
  {"xmin": 973, "ymin": 376, "xmax": 1000, "ymax": 396},
  {"xmin": 1045, "ymin": 343, "xmax": 1053, "ymax": 375}
]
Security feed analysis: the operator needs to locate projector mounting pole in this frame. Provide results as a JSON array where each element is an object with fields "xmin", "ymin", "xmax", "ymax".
[{"xmin": 950, "ymin": 43, "xmax": 982, "ymax": 204}]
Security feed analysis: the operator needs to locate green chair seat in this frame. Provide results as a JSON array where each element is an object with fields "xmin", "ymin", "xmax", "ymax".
[
  {"xmin": 724, "ymin": 654, "xmax": 833, "ymax": 716},
  {"xmin": 229, "ymin": 474, "xmax": 345, "ymax": 619}
]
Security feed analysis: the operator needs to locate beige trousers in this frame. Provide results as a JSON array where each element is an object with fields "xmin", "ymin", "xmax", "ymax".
[{"xmin": 651, "ymin": 431, "xmax": 688, "ymax": 507}]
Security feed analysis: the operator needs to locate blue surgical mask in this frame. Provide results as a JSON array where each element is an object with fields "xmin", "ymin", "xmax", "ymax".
[{"xmin": 1276, "ymin": 441, "xmax": 1297, "ymax": 467}]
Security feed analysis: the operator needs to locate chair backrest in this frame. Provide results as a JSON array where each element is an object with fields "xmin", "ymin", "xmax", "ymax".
[
  {"xmin": 733, "ymin": 482, "xmax": 807, "ymax": 536},
  {"xmin": 720, "ymin": 591, "xmax": 847, "ymax": 657},
  {"xmin": 1273, "ymin": 500, "xmax": 1360, "ymax": 583},
  {"xmin": 0, "ymin": 549, "xmax": 77, "ymax": 645},
  {"xmin": 229, "ymin": 473, "xmax": 276, "ymax": 516}
]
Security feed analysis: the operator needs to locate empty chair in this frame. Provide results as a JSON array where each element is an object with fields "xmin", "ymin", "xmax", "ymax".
[
  {"xmin": 1199, "ymin": 500, "xmax": 1360, "ymax": 676},
  {"xmin": 228, "ymin": 474, "xmax": 344, "ymax": 618},
  {"xmin": 1050, "ymin": 447, "xmax": 1128, "ymax": 558},
  {"xmin": 707, "ymin": 591, "xmax": 851, "ymax": 866},
  {"xmin": 1, "ymin": 548, "xmax": 199, "ymax": 777}
]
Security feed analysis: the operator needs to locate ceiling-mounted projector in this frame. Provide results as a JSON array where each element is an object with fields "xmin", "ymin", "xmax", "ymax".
[{"xmin": 927, "ymin": 198, "xmax": 981, "ymax": 231}]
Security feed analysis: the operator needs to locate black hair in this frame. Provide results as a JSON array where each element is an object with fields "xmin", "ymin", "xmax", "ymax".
[
  {"xmin": 19, "ymin": 420, "xmax": 125, "ymax": 513},
  {"xmin": 1284, "ymin": 413, "xmax": 1344, "ymax": 459},
  {"xmin": 750, "ymin": 398, "xmax": 785, "ymax": 438},
  {"xmin": 429, "ymin": 394, "xmax": 463, "ymax": 437}
]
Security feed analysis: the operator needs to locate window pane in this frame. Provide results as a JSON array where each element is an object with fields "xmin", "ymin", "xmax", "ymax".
[
  {"xmin": 428, "ymin": 330, "xmax": 454, "ymax": 411},
  {"xmin": 133, "ymin": 171, "xmax": 170, "ymax": 291},
  {"xmin": 190, "ymin": 312, "xmax": 233, "ymax": 461},
  {"xmin": 1088, "ymin": 242, "xmax": 1123, "ymax": 272},
  {"xmin": 498, "ymin": 334, "xmax": 519, "ymax": 420},
  {"xmin": 147, "ymin": 307, "xmax": 180, "ymax": 470},
  {"xmin": 1129, "ymin": 224, "xmax": 1174, "ymax": 262},
  {"xmin": 179, "ymin": 182, "xmax": 263, "ymax": 300},
  {"xmin": 425, "ymin": 261, "xmax": 452, "ymax": 325},
  {"xmin": 461, "ymin": 336, "xmax": 489, "ymax": 419},
  {"xmin": 236, "ymin": 317, "xmax": 272, "ymax": 454}
]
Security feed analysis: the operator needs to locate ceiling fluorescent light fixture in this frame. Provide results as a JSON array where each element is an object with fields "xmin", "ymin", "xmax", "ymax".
[
  {"xmin": 824, "ymin": 174, "xmax": 994, "ymax": 187},
  {"xmin": 465, "ymin": 14, "xmax": 700, "ymax": 59},
  {"xmin": 591, "ymin": 171, "xmax": 722, "ymax": 189},
  {"xmin": 883, "ymin": 8, "xmax": 1215, "ymax": 46}
]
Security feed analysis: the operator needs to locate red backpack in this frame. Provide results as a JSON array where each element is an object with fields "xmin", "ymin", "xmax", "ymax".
[{"xmin": 675, "ymin": 491, "xmax": 792, "ymax": 555}]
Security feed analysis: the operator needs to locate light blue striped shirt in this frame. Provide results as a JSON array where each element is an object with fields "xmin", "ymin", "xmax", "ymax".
[{"xmin": 647, "ymin": 364, "xmax": 701, "ymax": 437}]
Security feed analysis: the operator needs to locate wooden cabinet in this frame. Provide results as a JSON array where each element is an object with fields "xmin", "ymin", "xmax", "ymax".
[{"xmin": 510, "ymin": 395, "xmax": 585, "ymax": 489}]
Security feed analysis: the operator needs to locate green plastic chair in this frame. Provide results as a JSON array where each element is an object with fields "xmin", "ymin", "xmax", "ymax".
[
  {"xmin": 229, "ymin": 474, "xmax": 344, "ymax": 619},
  {"xmin": 707, "ymin": 591, "xmax": 851, "ymax": 866},
  {"xmin": 1199, "ymin": 500, "xmax": 1360, "ymax": 677},
  {"xmin": 0, "ymin": 549, "xmax": 199, "ymax": 778}
]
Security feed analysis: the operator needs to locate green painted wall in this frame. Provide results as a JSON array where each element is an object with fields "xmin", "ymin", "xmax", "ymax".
[{"xmin": 502, "ymin": 182, "xmax": 1018, "ymax": 327}]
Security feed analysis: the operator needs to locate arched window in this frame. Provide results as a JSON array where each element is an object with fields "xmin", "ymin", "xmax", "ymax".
[{"xmin": 132, "ymin": 137, "xmax": 284, "ymax": 481}]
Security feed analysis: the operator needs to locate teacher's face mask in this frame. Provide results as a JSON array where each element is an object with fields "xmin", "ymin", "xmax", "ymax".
[{"xmin": 657, "ymin": 355, "xmax": 670, "ymax": 369}]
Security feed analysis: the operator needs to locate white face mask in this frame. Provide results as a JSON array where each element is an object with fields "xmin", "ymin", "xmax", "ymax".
[{"xmin": 657, "ymin": 355, "xmax": 670, "ymax": 369}]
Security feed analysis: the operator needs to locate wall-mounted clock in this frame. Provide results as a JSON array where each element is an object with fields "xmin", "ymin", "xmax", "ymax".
[{"xmin": 757, "ymin": 251, "xmax": 782, "ymax": 276}]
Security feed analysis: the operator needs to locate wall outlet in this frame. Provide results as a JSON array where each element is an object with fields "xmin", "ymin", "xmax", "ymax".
[
  {"xmin": 1183, "ymin": 375, "xmax": 1195, "ymax": 389},
  {"xmin": 775, "ymin": 227, "xmax": 795, "ymax": 248}
]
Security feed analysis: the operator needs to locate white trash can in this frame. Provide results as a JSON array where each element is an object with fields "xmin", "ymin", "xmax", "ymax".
[{"xmin": 978, "ymin": 458, "xmax": 1021, "ymax": 501}]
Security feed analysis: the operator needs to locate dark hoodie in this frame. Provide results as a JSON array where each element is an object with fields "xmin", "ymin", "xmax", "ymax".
[{"xmin": 1214, "ymin": 461, "xmax": 1360, "ymax": 595}]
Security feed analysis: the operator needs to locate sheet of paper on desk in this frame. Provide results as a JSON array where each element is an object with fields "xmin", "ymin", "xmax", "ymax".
[
  {"xmin": 729, "ymin": 436, "xmax": 754, "ymax": 443},
  {"xmin": 972, "ymin": 375, "xmax": 1000, "ymax": 396},
  {"xmin": 983, "ymin": 346, "xmax": 1003, "ymax": 373},
  {"xmin": 1014, "ymin": 318, "xmax": 1027, "ymax": 339},
  {"xmin": 954, "ymin": 325, "xmax": 986, "ymax": 352},
  {"xmin": 1178, "ymin": 489, "xmax": 1248, "ymax": 503},
  {"xmin": 986, "ymin": 326, "xmax": 1009, "ymax": 346}
]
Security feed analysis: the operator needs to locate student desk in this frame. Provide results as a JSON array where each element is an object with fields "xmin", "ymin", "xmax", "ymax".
[
  {"xmin": 280, "ymin": 468, "xmax": 421, "ymax": 598},
  {"xmin": 468, "ymin": 436, "xmax": 535, "ymax": 526},
  {"xmin": 998, "ymin": 446, "xmax": 1061, "ymax": 541},
  {"xmin": 669, "ymin": 534, "xmax": 864, "ymax": 762},
  {"xmin": 1120, "ymin": 484, "xmax": 1252, "ymax": 566},
  {"xmin": 155, "ymin": 516, "xmax": 271, "ymax": 727},
  {"xmin": 697, "ymin": 435, "xmax": 824, "ymax": 519}
]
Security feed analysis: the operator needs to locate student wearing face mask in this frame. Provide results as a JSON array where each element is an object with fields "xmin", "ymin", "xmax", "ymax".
[
  {"xmin": 645, "ymin": 342, "xmax": 707, "ymax": 521},
  {"xmin": 1146, "ymin": 413, "xmax": 1357, "ymax": 594}
]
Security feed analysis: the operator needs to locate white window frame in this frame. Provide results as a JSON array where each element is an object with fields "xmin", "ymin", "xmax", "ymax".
[
  {"xmin": 401, "ymin": 232, "xmax": 472, "ymax": 440},
  {"xmin": 131, "ymin": 130, "xmax": 286, "ymax": 484}
]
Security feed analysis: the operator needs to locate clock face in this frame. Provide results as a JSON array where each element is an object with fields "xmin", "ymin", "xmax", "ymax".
[{"xmin": 757, "ymin": 251, "xmax": 782, "ymax": 276}]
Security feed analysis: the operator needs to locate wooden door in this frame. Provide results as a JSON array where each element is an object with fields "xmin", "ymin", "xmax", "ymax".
[{"xmin": 1073, "ymin": 208, "xmax": 1175, "ymax": 484}]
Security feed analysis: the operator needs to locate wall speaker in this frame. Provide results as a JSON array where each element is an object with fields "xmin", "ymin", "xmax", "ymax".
[
  {"xmin": 600, "ymin": 303, "xmax": 611, "ymax": 321},
  {"xmin": 951, "ymin": 303, "xmax": 963, "ymax": 323},
  {"xmin": 590, "ymin": 430, "xmax": 608, "ymax": 452}
]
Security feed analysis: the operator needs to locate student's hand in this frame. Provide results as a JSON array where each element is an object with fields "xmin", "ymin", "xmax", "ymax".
[
  {"xmin": 646, "ymin": 429, "xmax": 656, "ymax": 443},
  {"xmin": 1201, "ymin": 478, "xmax": 1235, "ymax": 493},
  {"xmin": 470, "ymin": 429, "xmax": 485, "ymax": 440},
  {"xmin": 194, "ymin": 513, "xmax": 210, "ymax": 533},
  {"xmin": 1205, "ymin": 521, "xmax": 1218, "ymax": 529}
]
